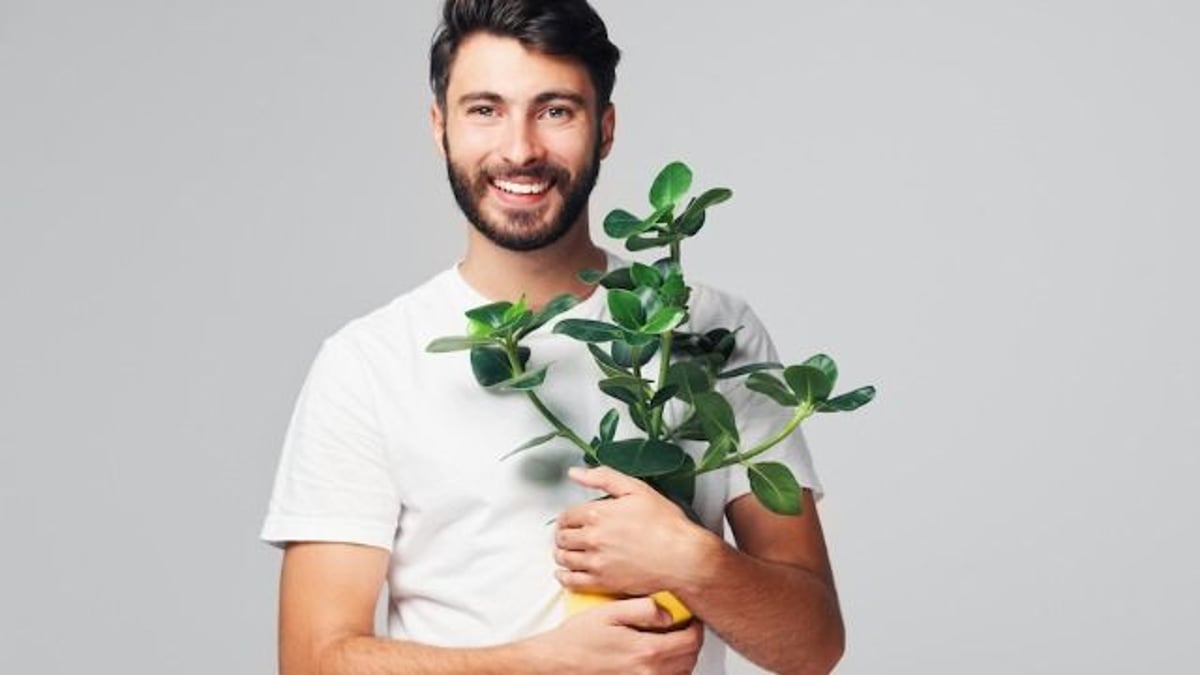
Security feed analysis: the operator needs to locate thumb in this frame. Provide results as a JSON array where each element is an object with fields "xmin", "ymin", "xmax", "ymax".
[
  {"xmin": 568, "ymin": 465, "xmax": 643, "ymax": 498},
  {"xmin": 603, "ymin": 597, "xmax": 673, "ymax": 630}
]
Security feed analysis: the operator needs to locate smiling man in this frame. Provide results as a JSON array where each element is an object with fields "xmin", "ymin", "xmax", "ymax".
[{"xmin": 261, "ymin": 2, "xmax": 844, "ymax": 674}]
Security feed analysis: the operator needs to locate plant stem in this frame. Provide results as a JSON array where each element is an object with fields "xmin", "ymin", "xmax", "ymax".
[
  {"xmin": 650, "ymin": 236, "xmax": 685, "ymax": 440},
  {"xmin": 525, "ymin": 390, "xmax": 596, "ymax": 459},
  {"xmin": 649, "ymin": 330, "xmax": 673, "ymax": 439},
  {"xmin": 698, "ymin": 403, "xmax": 813, "ymax": 474},
  {"xmin": 504, "ymin": 340, "xmax": 596, "ymax": 459}
]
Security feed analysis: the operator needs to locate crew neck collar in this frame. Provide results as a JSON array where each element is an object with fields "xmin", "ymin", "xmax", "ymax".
[{"xmin": 448, "ymin": 249, "xmax": 622, "ymax": 318}]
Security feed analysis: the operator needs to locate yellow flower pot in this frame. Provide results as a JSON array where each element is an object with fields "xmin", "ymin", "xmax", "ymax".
[{"xmin": 564, "ymin": 589, "xmax": 693, "ymax": 627}]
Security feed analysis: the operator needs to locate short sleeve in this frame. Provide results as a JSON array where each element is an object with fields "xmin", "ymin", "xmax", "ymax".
[
  {"xmin": 720, "ymin": 304, "xmax": 824, "ymax": 506},
  {"xmin": 260, "ymin": 333, "xmax": 400, "ymax": 550}
]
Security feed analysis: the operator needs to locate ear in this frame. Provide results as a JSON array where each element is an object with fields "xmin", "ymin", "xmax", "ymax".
[
  {"xmin": 431, "ymin": 101, "xmax": 447, "ymax": 159},
  {"xmin": 598, "ymin": 103, "xmax": 616, "ymax": 160}
]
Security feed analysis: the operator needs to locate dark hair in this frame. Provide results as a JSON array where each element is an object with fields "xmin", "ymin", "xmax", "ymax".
[{"xmin": 430, "ymin": 0, "xmax": 621, "ymax": 111}]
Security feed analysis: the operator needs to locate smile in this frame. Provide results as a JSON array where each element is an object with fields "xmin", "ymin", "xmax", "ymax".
[{"xmin": 490, "ymin": 178, "xmax": 553, "ymax": 196}]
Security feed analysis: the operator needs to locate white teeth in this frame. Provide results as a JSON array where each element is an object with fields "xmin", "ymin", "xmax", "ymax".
[{"xmin": 493, "ymin": 179, "xmax": 550, "ymax": 195}]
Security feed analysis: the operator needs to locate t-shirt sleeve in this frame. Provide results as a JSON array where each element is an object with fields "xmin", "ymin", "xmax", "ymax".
[
  {"xmin": 260, "ymin": 332, "xmax": 400, "ymax": 550},
  {"xmin": 720, "ymin": 302, "xmax": 824, "ymax": 506}
]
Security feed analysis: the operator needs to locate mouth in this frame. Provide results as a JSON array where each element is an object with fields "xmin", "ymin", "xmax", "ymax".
[{"xmin": 490, "ymin": 177, "xmax": 554, "ymax": 198}]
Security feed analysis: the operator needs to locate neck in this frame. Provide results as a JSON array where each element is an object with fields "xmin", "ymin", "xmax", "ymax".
[{"xmin": 458, "ymin": 219, "xmax": 608, "ymax": 310}]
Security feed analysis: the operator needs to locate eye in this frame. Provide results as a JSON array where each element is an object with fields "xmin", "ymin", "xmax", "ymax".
[
  {"xmin": 467, "ymin": 105, "xmax": 496, "ymax": 117},
  {"xmin": 542, "ymin": 105, "xmax": 574, "ymax": 121}
]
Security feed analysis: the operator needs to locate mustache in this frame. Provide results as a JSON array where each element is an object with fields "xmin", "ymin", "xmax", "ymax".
[{"xmin": 483, "ymin": 163, "xmax": 569, "ymax": 184}]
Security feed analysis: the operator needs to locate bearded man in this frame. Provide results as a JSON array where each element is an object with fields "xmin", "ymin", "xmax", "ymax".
[{"xmin": 262, "ymin": 2, "xmax": 844, "ymax": 673}]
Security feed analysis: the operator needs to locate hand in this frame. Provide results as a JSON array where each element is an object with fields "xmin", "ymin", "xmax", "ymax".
[
  {"xmin": 526, "ymin": 597, "xmax": 704, "ymax": 675},
  {"xmin": 554, "ymin": 466, "xmax": 714, "ymax": 597}
]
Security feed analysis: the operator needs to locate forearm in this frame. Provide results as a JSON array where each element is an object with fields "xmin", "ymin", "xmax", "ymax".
[
  {"xmin": 312, "ymin": 634, "xmax": 551, "ymax": 675},
  {"xmin": 672, "ymin": 534, "xmax": 844, "ymax": 675}
]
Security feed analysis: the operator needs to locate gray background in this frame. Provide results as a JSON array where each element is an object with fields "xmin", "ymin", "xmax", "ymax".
[{"xmin": 2, "ymin": 1, "xmax": 1197, "ymax": 673}]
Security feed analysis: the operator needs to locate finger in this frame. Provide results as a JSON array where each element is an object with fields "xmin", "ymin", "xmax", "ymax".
[
  {"xmin": 556, "ymin": 499, "xmax": 612, "ymax": 530},
  {"xmin": 555, "ymin": 568, "xmax": 602, "ymax": 593},
  {"xmin": 568, "ymin": 465, "xmax": 646, "ymax": 498},
  {"xmin": 658, "ymin": 622, "xmax": 704, "ymax": 658},
  {"xmin": 555, "ymin": 526, "xmax": 592, "ymax": 551},
  {"xmin": 553, "ymin": 547, "xmax": 590, "ymax": 572},
  {"xmin": 601, "ymin": 596, "xmax": 669, "ymax": 629}
]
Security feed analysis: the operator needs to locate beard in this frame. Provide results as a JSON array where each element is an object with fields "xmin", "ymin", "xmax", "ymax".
[{"xmin": 444, "ymin": 132, "xmax": 602, "ymax": 252}]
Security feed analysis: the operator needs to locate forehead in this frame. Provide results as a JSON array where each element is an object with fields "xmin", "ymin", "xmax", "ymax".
[{"xmin": 446, "ymin": 32, "xmax": 596, "ymax": 104}]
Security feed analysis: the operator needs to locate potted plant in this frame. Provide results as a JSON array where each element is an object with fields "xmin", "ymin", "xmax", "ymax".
[{"xmin": 427, "ymin": 161, "xmax": 875, "ymax": 625}]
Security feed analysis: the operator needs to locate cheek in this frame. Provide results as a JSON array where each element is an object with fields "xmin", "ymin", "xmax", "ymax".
[{"xmin": 445, "ymin": 125, "xmax": 494, "ymax": 162}]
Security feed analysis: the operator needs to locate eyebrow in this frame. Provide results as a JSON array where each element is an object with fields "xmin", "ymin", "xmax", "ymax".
[{"xmin": 456, "ymin": 90, "xmax": 588, "ymax": 108}]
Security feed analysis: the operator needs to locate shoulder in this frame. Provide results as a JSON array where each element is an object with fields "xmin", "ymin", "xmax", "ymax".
[
  {"xmin": 321, "ymin": 266, "xmax": 464, "ymax": 364},
  {"xmin": 685, "ymin": 279, "xmax": 768, "ymax": 335}
]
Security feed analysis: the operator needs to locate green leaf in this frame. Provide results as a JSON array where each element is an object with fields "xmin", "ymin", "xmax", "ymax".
[
  {"xmin": 650, "ymin": 454, "xmax": 696, "ymax": 507},
  {"xmin": 653, "ymin": 257, "xmax": 682, "ymax": 278},
  {"xmin": 746, "ymin": 371, "xmax": 800, "ymax": 407},
  {"xmin": 649, "ymin": 384, "xmax": 680, "ymax": 409},
  {"xmin": 497, "ymin": 309, "xmax": 534, "ymax": 336},
  {"xmin": 650, "ymin": 203, "xmax": 674, "ymax": 224},
  {"xmin": 598, "ymin": 376, "xmax": 648, "ymax": 406},
  {"xmin": 784, "ymin": 364, "xmax": 833, "ymax": 404},
  {"xmin": 554, "ymin": 319, "xmax": 625, "ymax": 343},
  {"xmin": 692, "ymin": 391, "xmax": 740, "ymax": 443},
  {"xmin": 604, "ymin": 209, "xmax": 644, "ymax": 238},
  {"xmin": 465, "ymin": 301, "xmax": 513, "ymax": 329},
  {"xmin": 612, "ymin": 338, "xmax": 659, "ymax": 368},
  {"xmin": 630, "ymin": 262, "xmax": 663, "ymax": 289},
  {"xmin": 597, "ymin": 267, "xmax": 635, "ymax": 290},
  {"xmin": 489, "ymin": 364, "xmax": 549, "ymax": 391},
  {"xmin": 671, "ymin": 413, "xmax": 708, "ymax": 441},
  {"xmin": 817, "ymin": 386, "xmax": 877, "ymax": 412},
  {"xmin": 587, "ymin": 343, "xmax": 630, "ymax": 378},
  {"xmin": 470, "ymin": 346, "xmax": 513, "ymax": 387},
  {"xmin": 698, "ymin": 434, "xmax": 736, "ymax": 471},
  {"xmin": 802, "ymin": 354, "xmax": 838, "ymax": 394},
  {"xmin": 641, "ymin": 306, "xmax": 686, "ymax": 335},
  {"xmin": 519, "ymin": 293, "xmax": 580, "ymax": 337},
  {"xmin": 665, "ymin": 361, "xmax": 713, "ymax": 403},
  {"xmin": 467, "ymin": 317, "xmax": 493, "ymax": 337},
  {"xmin": 650, "ymin": 161, "xmax": 694, "ymax": 210},
  {"xmin": 598, "ymin": 438, "xmax": 687, "ymax": 478},
  {"xmin": 500, "ymin": 430, "xmax": 560, "ymax": 460},
  {"xmin": 717, "ymin": 361, "xmax": 784, "ymax": 379},
  {"xmin": 425, "ymin": 335, "xmax": 495, "ymax": 353},
  {"xmin": 502, "ymin": 295, "xmax": 528, "ymax": 323},
  {"xmin": 748, "ymin": 462, "xmax": 803, "ymax": 515},
  {"xmin": 659, "ymin": 274, "xmax": 689, "ymax": 306},
  {"xmin": 626, "ymin": 234, "xmax": 674, "ymax": 252},
  {"xmin": 710, "ymin": 329, "xmax": 738, "ymax": 364},
  {"xmin": 599, "ymin": 408, "xmax": 619, "ymax": 443},
  {"xmin": 678, "ymin": 207, "xmax": 706, "ymax": 236},
  {"xmin": 628, "ymin": 403, "xmax": 650, "ymax": 433},
  {"xmin": 679, "ymin": 188, "xmax": 732, "ymax": 235},
  {"xmin": 608, "ymin": 289, "xmax": 646, "ymax": 331},
  {"xmin": 578, "ymin": 268, "xmax": 605, "ymax": 284}
]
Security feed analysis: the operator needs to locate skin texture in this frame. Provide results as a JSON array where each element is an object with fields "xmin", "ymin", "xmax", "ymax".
[{"xmin": 277, "ymin": 31, "xmax": 843, "ymax": 675}]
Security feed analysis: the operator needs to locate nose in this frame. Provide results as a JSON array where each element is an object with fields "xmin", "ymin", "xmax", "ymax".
[{"xmin": 500, "ymin": 118, "xmax": 544, "ymax": 167}]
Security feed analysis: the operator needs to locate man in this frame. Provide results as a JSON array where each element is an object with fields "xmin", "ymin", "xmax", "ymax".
[{"xmin": 261, "ymin": 1, "xmax": 844, "ymax": 673}]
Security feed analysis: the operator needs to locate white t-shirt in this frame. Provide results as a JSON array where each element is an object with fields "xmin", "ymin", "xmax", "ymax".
[{"xmin": 260, "ymin": 251, "xmax": 822, "ymax": 674}]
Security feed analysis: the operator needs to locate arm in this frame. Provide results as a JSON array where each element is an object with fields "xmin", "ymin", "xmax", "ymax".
[
  {"xmin": 555, "ymin": 469, "xmax": 843, "ymax": 675},
  {"xmin": 279, "ymin": 541, "xmax": 703, "ymax": 675},
  {"xmin": 678, "ymin": 490, "xmax": 844, "ymax": 675}
]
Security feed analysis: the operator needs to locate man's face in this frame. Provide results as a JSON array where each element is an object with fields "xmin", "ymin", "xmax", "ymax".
[{"xmin": 433, "ymin": 33, "xmax": 614, "ymax": 252}]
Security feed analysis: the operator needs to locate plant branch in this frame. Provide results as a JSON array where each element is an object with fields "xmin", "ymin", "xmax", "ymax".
[
  {"xmin": 504, "ymin": 339, "xmax": 595, "ymax": 459},
  {"xmin": 525, "ymin": 391, "xmax": 596, "ymax": 459},
  {"xmin": 698, "ymin": 403, "xmax": 813, "ymax": 474}
]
